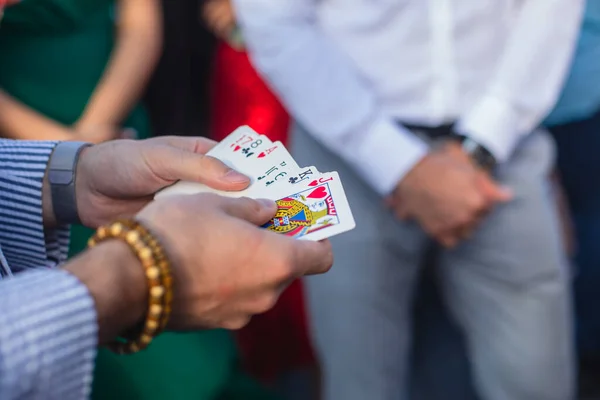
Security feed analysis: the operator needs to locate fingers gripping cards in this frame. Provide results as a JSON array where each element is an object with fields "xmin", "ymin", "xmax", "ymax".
[{"xmin": 155, "ymin": 126, "xmax": 356, "ymax": 240}]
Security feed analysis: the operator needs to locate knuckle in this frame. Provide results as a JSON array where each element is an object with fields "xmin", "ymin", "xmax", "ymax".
[
  {"xmin": 240, "ymin": 197, "xmax": 263, "ymax": 215},
  {"xmin": 315, "ymin": 243, "xmax": 334, "ymax": 274},
  {"xmin": 454, "ymin": 211, "xmax": 471, "ymax": 225},
  {"xmin": 222, "ymin": 316, "xmax": 251, "ymax": 330},
  {"xmin": 198, "ymin": 154, "xmax": 228, "ymax": 176},
  {"xmin": 273, "ymin": 258, "xmax": 295, "ymax": 282},
  {"xmin": 256, "ymin": 293, "xmax": 279, "ymax": 313},
  {"xmin": 467, "ymin": 193, "xmax": 486, "ymax": 211},
  {"xmin": 197, "ymin": 154, "xmax": 217, "ymax": 169}
]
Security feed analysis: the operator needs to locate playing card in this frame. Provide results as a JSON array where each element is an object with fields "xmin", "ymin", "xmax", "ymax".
[
  {"xmin": 262, "ymin": 172, "xmax": 355, "ymax": 241},
  {"xmin": 285, "ymin": 165, "xmax": 319, "ymax": 186},
  {"xmin": 247, "ymin": 142, "xmax": 299, "ymax": 189},
  {"xmin": 154, "ymin": 126, "xmax": 356, "ymax": 241},
  {"xmin": 207, "ymin": 125, "xmax": 265, "ymax": 160}
]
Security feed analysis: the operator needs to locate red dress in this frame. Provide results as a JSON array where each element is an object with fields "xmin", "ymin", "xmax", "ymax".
[{"xmin": 210, "ymin": 41, "xmax": 318, "ymax": 383}]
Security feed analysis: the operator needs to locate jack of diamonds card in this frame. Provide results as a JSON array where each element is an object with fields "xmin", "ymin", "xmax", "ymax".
[{"xmin": 262, "ymin": 172, "xmax": 355, "ymax": 241}]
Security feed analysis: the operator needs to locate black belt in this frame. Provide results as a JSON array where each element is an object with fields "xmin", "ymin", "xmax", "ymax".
[{"xmin": 401, "ymin": 122, "xmax": 455, "ymax": 140}]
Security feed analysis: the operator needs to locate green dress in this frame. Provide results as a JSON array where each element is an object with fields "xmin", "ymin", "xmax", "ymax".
[{"xmin": 0, "ymin": 1, "xmax": 276, "ymax": 398}]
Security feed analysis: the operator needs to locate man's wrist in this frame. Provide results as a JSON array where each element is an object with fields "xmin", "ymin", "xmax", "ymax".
[
  {"xmin": 64, "ymin": 239, "xmax": 147, "ymax": 344},
  {"xmin": 43, "ymin": 142, "xmax": 92, "ymax": 227},
  {"xmin": 447, "ymin": 133, "xmax": 497, "ymax": 171}
]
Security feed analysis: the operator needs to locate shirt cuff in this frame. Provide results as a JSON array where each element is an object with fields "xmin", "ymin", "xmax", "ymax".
[
  {"xmin": 340, "ymin": 117, "xmax": 429, "ymax": 195},
  {"xmin": 455, "ymin": 95, "xmax": 535, "ymax": 163},
  {"xmin": 0, "ymin": 140, "xmax": 70, "ymax": 274},
  {"xmin": 0, "ymin": 269, "xmax": 97, "ymax": 399}
]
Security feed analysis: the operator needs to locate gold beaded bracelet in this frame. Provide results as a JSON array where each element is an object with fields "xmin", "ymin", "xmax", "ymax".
[{"xmin": 87, "ymin": 219, "xmax": 173, "ymax": 354}]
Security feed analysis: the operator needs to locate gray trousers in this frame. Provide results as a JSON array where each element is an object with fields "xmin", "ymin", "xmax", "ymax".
[{"xmin": 292, "ymin": 126, "xmax": 574, "ymax": 400}]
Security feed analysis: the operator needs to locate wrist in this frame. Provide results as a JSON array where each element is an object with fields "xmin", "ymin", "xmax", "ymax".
[
  {"xmin": 447, "ymin": 132, "xmax": 497, "ymax": 171},
  {"xmin": 44, "ymin": 142, "xmax": 92, "ymax": 227},
  {"xmin": 64, "ymin": 239, "xmax": 147, "ymax": 344}
]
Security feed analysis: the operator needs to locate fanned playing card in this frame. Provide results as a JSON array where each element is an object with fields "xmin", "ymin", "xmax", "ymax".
[{"xmin": 154, "ymin": 126, "xmax": 356, "ymax": 241}]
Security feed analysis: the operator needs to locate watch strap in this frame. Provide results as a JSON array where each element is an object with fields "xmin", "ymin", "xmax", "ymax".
[
  {"xmin": 448, "ymin": 133, "xmax": 497, "ymax": 171},
  {"xmin": 47, "ymin": 141, "xmax": 92, "ymax": 224}
]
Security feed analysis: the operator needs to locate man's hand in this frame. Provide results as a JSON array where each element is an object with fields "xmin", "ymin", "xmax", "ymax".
[
  {"xmin": 136, "ymin": 194, "xmax": 333, "ymax": 331},
  {"xmin": 74, "ymin": 136, "xmax": 250, "ymax": 228},
  {"xmin": 389, "ymin": 141, "xmax": 512, "ymax": 247},
  {"xmin": 66, "ymin": 194, "xmax": 333, "ymax": 341}
]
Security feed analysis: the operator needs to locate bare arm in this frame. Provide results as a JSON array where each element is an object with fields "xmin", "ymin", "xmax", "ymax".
[
  {"xmin": 76, "ymin": 0, "xmax": 163, "ymax": 138},
  {"xmin": 0, "ymin": 90, "xmax": 72, "ymax": 141}
]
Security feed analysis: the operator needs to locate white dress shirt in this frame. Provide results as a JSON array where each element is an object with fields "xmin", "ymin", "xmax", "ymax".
[{"xmin": 234, "ymin": 0, "xmax": 584, "ymax": 195}]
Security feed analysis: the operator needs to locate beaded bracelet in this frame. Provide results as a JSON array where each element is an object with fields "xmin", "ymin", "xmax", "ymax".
[{"xmin": 87, "ymin": 219, "xmax": 173, "ymax": 354}]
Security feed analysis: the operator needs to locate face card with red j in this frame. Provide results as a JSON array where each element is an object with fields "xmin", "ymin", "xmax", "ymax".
[{"xmin": 262, "ymin": 172, "xmax": 355, "ymax": 241}]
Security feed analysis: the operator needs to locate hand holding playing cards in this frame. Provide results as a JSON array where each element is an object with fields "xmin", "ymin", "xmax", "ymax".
[
  {"xmin": 390, "ymin": 142, "xmax": 512, "ymax": 247},
  {"xmin": 71, "ymin": 136, "xmax": 250, "ymax": 228},
  {"xmin": 156, "ymin": 126, "xmax": 357, "ymax": 242},
  {"xmin": 136, "ymin": 193, "xmax": 334, "ymax": 330}
]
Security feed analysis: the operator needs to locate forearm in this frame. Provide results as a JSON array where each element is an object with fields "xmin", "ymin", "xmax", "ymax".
[
  {"xmin": 0, "ymin": 269, "xmax": 96, "ymax": 400},
  {"xmin": 0, "ymin": 140, "xmax": 70, "ymax": 272},
  {"xmin": 64, "ymin": 240, "xmax": 146, "ymax": 344},
  {"xmin": 456, "ymin": 0, "xmax": 585, "ymax": 162},
  {"xmin": 0, "ymin": 241, "xmax": 145, "ymax": 399},
  {"xmin": 77, "ymin": 0, "xmax": 163, "ymax": 128},
  {"xmin": 0, "ymin": 90, "xmax": 72, "ymax": 141}
]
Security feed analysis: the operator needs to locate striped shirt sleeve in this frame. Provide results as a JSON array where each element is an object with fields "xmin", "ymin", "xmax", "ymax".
[
  {"xmin": 0, "ymin": 140, "xmax": 70, "ymax": 275},
  {"xmin": 0, "ymin": 269, "xmax": 97, "ymax": 400}
]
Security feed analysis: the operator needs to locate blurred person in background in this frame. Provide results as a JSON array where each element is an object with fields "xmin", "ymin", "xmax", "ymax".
[
  {"xmin": 235, "ymin": 1, "xmax": 584, "ymax": 400},
  {"xmin": 545, "ymin": 1, "xmax": 600, "ymax": 396}
]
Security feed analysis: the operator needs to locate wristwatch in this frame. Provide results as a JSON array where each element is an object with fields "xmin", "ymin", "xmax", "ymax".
[
  {"xmin": 448, "ymin": 133, "xmax": 497, "ymax": 171},
  {"xmin": 47, "ymin": 141, "xmax": 92, "ymax": 224}
]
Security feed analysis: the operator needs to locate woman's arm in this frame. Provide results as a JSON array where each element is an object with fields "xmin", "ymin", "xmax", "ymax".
[
  {"xmin": 202, "ymin": 0, "xmax": 238, "ymax": 44},
  {"xmin": 0, "ymin": 90, "xmax": 73, "ymax": 141},
  {"xmin": 75, "ymin": 0, "xmax": 163, "ymax": 141}
]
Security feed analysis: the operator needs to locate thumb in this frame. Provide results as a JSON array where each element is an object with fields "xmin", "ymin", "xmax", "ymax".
[
  {"xmin": 221, "ymin": 197, "xmax": 278, "ymax": 226},
  {"xmin": 154, "ymin": 146, "xmax": 251, "ymax": 191}
]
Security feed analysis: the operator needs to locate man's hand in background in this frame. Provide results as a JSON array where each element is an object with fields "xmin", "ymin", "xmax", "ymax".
[{"xmin": 389, "ymin": 141, "xmax": 512, "ymax": 248}]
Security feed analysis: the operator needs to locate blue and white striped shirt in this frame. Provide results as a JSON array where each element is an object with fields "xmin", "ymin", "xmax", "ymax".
[{"xmin": 0, "ymin": 139, "xmax": 97, "ymax": 399}]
